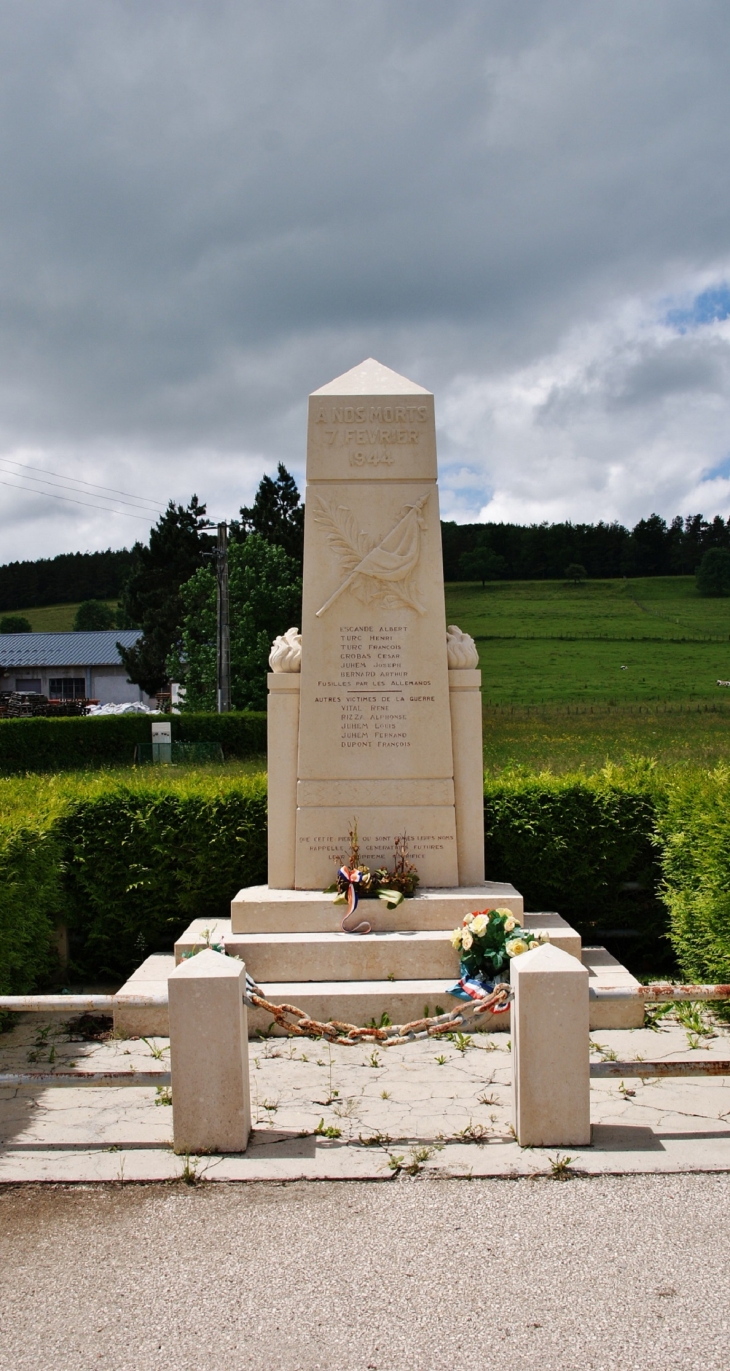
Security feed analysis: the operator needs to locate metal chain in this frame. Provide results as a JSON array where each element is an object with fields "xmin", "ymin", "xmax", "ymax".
[{"xmin": 244, "ymin": 983, "xmax": 512, "ymax": 1045}]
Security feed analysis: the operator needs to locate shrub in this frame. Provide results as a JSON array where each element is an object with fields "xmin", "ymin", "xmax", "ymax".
[
  {"xmin": 60, "ymin": 772, "xmax": 267, "ymax": 980},
  {"xmin": 72, "ymin": 599, "xmax": 117, "ymax": 631},
  {"xmin": 0, "ymin": 615, "xmax": 32, "ymax": 634},
  {"xmin": 0, "ymin": 711, "xmax": 266, "ymax": 774},
  {"xmin": 483, "ymin": 766, "xmax": 671, "ymax": 972},
  {"xmin": 0, "ymin": 780, "xmax": 66, "ymax": 999},
  {"xmin": 656, "ymin": 767, "xmax": 730, "ymax": 984}
]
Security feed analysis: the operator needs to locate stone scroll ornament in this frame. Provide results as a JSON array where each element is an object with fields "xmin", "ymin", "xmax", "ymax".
[
  {"xmin": 313, "ymin": 492, "xmax": 430, "ymax": 617},
  {"xmin": 446, "ymin": 625, "xmax": 479, "ymax": 669},
  {"xmin": 268, "ymin": 627, "xmax": 302, "ymax": 673}
]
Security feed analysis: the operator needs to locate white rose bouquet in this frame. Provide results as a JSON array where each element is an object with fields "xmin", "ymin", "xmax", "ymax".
[{"xmin": 450, "ymin": 908, "xmax": 545, "ymax": 982}]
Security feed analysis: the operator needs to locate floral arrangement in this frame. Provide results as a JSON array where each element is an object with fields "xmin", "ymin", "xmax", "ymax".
[
  {"xmin": 451, "ymin": 908, "xmax": 546, "ymax": 983},
  {"xmin": 326, "ymin": 825, "xmax": 419, "ymax": 911}
]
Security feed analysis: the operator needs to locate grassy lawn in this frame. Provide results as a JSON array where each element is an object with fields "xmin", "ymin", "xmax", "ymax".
[
  {"xmin": 444, "ymin": 576, "xmax": 730, "ymax": 769},
  {"xmin": 444, "ymin": 575, "xmax": 730, "ymax": 705},
  {"xmin": 0, "ymin": 600, "xmax": 120, "ymax": 631},
  {"xmin": 481, "ymin": 703, "xmax": 730, "ymax": 773}
]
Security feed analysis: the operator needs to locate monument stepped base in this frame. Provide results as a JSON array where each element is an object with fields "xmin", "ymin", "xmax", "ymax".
[{"xmin": 113, "ymin": 903, "xmax": 643, "ymax": 1037}]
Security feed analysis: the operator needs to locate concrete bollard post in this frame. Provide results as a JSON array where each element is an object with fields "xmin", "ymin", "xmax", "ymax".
[
  {"xmin": 511, "ymin": 941, "xmax": 590, "ymax": 1148},
  {"xmin": 168, "ymin": 948, "xmax": 251, "ymax": 1155}
]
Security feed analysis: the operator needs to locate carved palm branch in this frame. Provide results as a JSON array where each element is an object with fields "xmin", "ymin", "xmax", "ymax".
[{"xmin": 313, "ymin": 500, "xmax": 373, "ymax": 575}]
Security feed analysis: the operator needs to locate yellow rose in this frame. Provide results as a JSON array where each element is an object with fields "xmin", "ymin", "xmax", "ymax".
[
  {"xmin": 505, "ymin": 938, "xmax": 529, "ymax": 958},
  {"xmin": 504, "ymin": 916, "xmax": 516, "ymax": 933},
  {"xmin": 462, "ymin": 929, "xmax": 473, "ymax": 951},
  {"xmin": 450, "ymin": 928, "xmax": 463, "ymax": 950},
  {"xmin": 470, "ymin": 914, "xmax": 489, "ymax": 937}
]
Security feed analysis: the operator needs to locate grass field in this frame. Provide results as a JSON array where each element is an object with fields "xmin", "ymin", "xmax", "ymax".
[
  {"xmin": 443, "ymin": 576, "xmax": 730, "ymax": 770},
  {"xmin": 0, "ymin": 601, "xmax": 120, "ymax": 632},
  {"xmin": 444, "ymin": 576, "xmax": 730, "ymax": 705},
  {"xmin": 480, "ymin": 703, "xmax": 730, "ymax": 773}
]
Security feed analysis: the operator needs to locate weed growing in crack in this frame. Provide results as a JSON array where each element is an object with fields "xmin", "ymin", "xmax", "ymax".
[
  {"xmin": 333, "ymin": 1096, "xmax": 361, "ymax": 1121},
  {"xmin": 179, "ymin": 1153, "xmax": 202, "ymax": 1185},
  {"xmin": 456, "ymin": 1121, "xmax": 489, "ymax": 1143},
  {"xmin": 314, "ymin": 1118, "xmax": 342, "ymax": 1139},
  {"xmin": 674, "ymin": 1002, "xmax": 715, "ymax": 1038},
  {"xmin": 141, "ymin": 1038, "xmax": 169, "ymax": 1061},
  {"xmin": 548, "ymin": 1153, "xmax": 578, "ymax": 1180}
]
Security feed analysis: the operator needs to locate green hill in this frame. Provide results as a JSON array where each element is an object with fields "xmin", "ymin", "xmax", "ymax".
[
  {"xmin": 0, "ymin": 601, "xmax": 120, "ymax": 633},
  {"xmin": 444, "ymin": 576, "xmax": 730, "ymax": 706}
]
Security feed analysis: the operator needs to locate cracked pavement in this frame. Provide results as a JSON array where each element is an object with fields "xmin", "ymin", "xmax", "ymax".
[{"xmin": 1, "ymin": 1010, "xmax": 730, "ymax": 1180}]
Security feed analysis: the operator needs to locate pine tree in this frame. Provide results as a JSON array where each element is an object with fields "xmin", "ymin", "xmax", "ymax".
[
  {"xmin": 118, "ymin": 496, "xmax": 214, "ymax": 696},
  {"xmin": 238, "ymin": 463, "xmax": 304, "ymax": 566}
]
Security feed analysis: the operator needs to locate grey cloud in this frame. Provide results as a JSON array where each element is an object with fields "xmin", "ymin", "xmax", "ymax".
[{"xmin": 0, "ymin": 1, "xmax": 730, "ymax": 559}]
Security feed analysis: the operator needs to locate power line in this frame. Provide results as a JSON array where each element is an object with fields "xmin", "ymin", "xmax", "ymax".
[
  {"xmin": 0, "ymin": 476, "xmax": 155, "ymax": 521},
  {"xmin": 0, "ymin": 455, "xmax": 165, "ymax": 511},
  {"xmin": 0, "ymin": 462, "xmax": 165, "ymax": 517}
]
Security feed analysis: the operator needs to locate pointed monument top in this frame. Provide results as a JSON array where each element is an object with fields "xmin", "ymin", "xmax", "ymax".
[{"xmin": 312, "ymin": 357, "xmax": 430, "ymax": 397}]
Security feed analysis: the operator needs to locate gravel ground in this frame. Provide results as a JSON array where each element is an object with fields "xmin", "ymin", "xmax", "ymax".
[{"xmin": 1, "ymin": 1175, "xmax": 729, "ymax": 1370}]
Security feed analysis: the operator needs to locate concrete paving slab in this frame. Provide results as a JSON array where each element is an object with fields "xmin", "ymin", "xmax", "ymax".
[{"xmin": 1, "ymin": 1009, "xmax": 729, "ymax": 1181}]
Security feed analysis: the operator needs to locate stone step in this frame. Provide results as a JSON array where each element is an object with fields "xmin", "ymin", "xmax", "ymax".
[
  {"xmin": 230, "ymin": 882, "xmax": 524, "ymax": 934},
  {"xmin": 175, "ymin": 913, "xmax": 581, "ymax": 982},
  {"xmin": 113, "ymin": 954, "xmax": 173, "ymax": 1038}
]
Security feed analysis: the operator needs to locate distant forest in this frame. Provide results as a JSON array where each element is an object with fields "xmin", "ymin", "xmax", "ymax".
[
  {"xmin": 440, "ymin": 513, "xmax": 730, "ymax": 581},
  {"xmin": 1, "ymin": 512, "xmax": 728, "ymax": 610},
  {"xmin": 0, "ymin": 547, "xmax": 136, "ymax": 611}
]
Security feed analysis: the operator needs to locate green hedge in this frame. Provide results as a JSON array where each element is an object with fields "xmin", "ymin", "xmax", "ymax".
[
  {"xmin": 61, "ymin": 777, "xmax": 267, "ymax": 979},
  {"xmin": 656, "ymin": 767, "xmax": 730, "ymax": 985},
  {"xmin": 0, "ymin": 817, "xmax": 60, "ymax": 998},
  {"xmin": 3, "ymin": 763, "xmax": 730, "ymax": 995},
  {"xmin": 484, "ymin": 769, "xmax": 670, "ymax": 973},
  {"xmin": 0, "ymin": 711, "xmax": 266, "ymax": 774}
]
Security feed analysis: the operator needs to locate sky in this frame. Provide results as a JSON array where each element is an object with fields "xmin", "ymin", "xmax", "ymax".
[{"xmin": 1, "ymin": 0, "xmax": 730, "ymax": 562}]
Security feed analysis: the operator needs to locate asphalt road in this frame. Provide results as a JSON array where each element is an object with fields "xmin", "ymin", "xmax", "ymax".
[{"xmin": 1, "ymin": 1174, "xmax": 728, "ymax": 1370}]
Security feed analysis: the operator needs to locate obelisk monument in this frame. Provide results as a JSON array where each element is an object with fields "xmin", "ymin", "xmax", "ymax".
[{"xmin": 267, "ymin": 358, "xmax": 485, "ymax": 891}]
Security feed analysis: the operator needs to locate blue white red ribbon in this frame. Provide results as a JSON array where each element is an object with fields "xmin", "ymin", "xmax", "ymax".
[
  {"xmin": 449, "ymin": 969, "xmax": 511, "ymax": 1011},
  {"xmin": 338, "ymin": 866, "xmax": 371, "ymax": 935}
]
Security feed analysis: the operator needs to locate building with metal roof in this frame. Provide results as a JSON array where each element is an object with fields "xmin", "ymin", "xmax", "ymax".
[{"xmin": 0, "ymin": 630, "xmax": 155, "ymax": 705}]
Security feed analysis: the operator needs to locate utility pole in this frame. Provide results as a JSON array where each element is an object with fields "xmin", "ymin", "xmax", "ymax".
[{"xmin": 216, "ymin": 522, "xmax": 231, "ymax": 713}]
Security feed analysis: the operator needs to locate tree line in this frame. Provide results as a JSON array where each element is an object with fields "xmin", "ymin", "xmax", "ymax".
[{"xmin": 441, "ymin": 513, "xmax": 730, "ymax": 582}]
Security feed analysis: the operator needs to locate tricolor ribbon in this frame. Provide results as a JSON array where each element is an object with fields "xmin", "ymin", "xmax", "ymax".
[
  {"xmin": 450, "ymin": 971, "xmax": 511, "ymax": 1011},
  {"xmin": 338, "ymin": 866, "xmax": 371, "ymax": 935}
]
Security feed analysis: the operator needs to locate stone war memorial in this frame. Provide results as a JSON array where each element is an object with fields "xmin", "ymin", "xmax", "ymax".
[{"xmin": 143, "ymin": 357, "xmax": 642, "ymax": 1037}]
